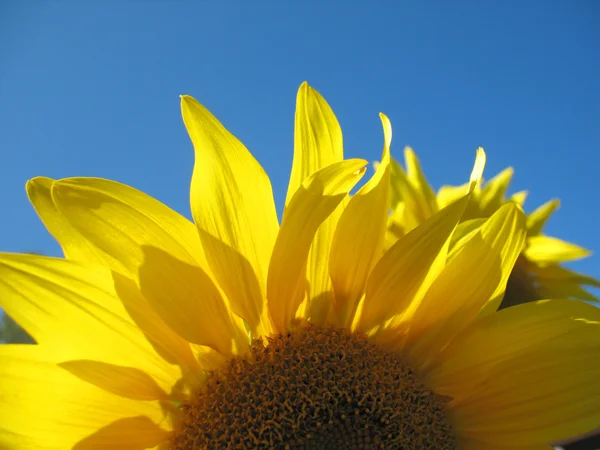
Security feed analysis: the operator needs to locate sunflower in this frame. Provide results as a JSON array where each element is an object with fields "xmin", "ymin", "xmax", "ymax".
[
  {"xmin": 1, "ymin": 83, "xmax": 599, "ymax": 450},
  {"xmin": 385, "ymin": 147, "xmax": 600, "ymax": 309}
]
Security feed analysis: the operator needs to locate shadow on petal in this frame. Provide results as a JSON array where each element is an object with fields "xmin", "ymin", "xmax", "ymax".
[
  {"xmin": 137, "ymin": 246, "xmax": 244, "ymax": 356},
  {"xmin": 196, "ymin": 228, "xmax": 266, "ymax": 334},
  {"xmin": 112, "ymin": 272, "xmax": 196, "ymax": 369},
  {"xmin": 73, "ymin": 416, "xmax": 171, "ymax": 450}
]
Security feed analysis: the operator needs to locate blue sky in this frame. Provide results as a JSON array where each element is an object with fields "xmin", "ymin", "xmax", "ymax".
[{"xmin": 1, "ymin": 1, "xmax": 598, "ymax": 290}]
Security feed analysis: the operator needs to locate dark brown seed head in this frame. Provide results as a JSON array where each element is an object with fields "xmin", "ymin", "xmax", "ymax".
[{"xmin": 172, "ymin": 325, "xmax": 456, "ymax": 449}]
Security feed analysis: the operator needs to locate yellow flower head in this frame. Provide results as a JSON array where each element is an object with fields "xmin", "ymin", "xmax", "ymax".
[
  {"xmin": 385, "ymin": 147, "xmax": 600, "ymax": 309},
  {"xmin": 1, "ymin": 83, "xmax": 599, "ymax": 449}
]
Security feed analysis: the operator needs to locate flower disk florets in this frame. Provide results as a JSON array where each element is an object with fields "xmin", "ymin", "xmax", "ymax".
[{"xmin": 173, "ymin": 325, "xmax": 456, "ymax": 449}]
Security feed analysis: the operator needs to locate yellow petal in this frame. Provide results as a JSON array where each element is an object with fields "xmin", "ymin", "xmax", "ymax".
[
  {"xmin": 359, "ymin": 148, "xmax": 487, "ymax": 332},
  {"xmin": 329, "ymin": 113, "xmax": 391, "ymax": 328},
  {"xmin": 460, "ymin": 148, "xmax": 486, "ymax": 224},
  {"xmin": 469, "ymin": 148, "xmax": 487, "ymax": 191},
  {"xmin": 526, "ymin": 199, "xmax": 559, "ymax": 235},
  {"xmin": 404, "ymin": 204, "xmax": 526, "ymax": 370},
  {"xmin": 530, "ymin": 264, "xmax": 600, "ymax": 302},
  {"xmin": 509, "ymin": 190, "xmax": 528, "ymax": 206},
  {"xmin": 537, "ymin": 279, "xmax": 598, "ymax": 302},
  {"xmin": 26, "ymin": 177, "xmax": 110, "ymax": 265},
  {"xmin": 51, "ymin": 178, "xmax": 243, "ymax": 355},
  {"xmin": 388, "ymin": 156, "xmax": 410, "ymax": 211},
  {"xmin": 112, "ymin": 275, "xmax": 202, "ymax": 372},
  {"xmin": 267, "ymin": 159, "xmax": 367, "ymax": 332},
  {"xmin": 360, "ymin": 195, "xmax": 469, "ymax": 331},
  {"xmin": 427, "ymin": 300, "xmax": 600, "ymax": 446},
  {"xmin": 27, "ymin": 177, "xmax": 203, "ymax": 369},
  {"xmin": 182, "ymin": 95, "xmax": 279, "ymax": 337},
  {"xmin": 477, "ymin": 204, "xmax": 527, "ymax": 314},
  {"xmin": 388, "ymin": 157, "xmax": 415, "ymax": 235},
  {"xmin": 286, "ymin": 82, "xmax": 345, "ymax": 324},
  {"xmin": 49, "ymin": 178, "xmax": 207, "ymax": 274},
  {"xmin": 0, "ymin": 253, "xmax": 179, "ymax": 392},
  {"xmin": 383, "ymin": 205, "xmax": 406, "ymax": 249},
  {"xmin": 449, "ymin": 218, "xmax": 487, "ymax": 251},
  {"xmin": 0, "ymin": 345, "xmax": 169, "ymax": 450},
  {"xmin": 285, "ymin": 82, "xmax": 344, "ymax": 206},
  {"xmin": 531, "ymin": 264, "xmax": 600, "ymax": 287},
  {"xmin": 478, "ymin": 167, "xmax": 514, "ymax": 214},
  {"xmin": 404, "ymin": 147, "xmax": 438, "ymax": 217},
  {"xmin": 60, "ymin": 360, "xmax": 169, "ymax": 401},
  {"xmin": 388, "ymin": 150, "xmax": 435, "ymax": 234},
  {"xmin": 527, "ymin": 264, "xmax": 600, "ymax": 302},
  {"xmin": 437, "ymin": 183, "xmax": 468, "ymax": 209},
  {"xmin": 74, "ymin": 417, "xmax": 172, "ymax": 450},
  {"xmin": 524, "ymin": 235, "xmax": 591, "ymax": 264}
]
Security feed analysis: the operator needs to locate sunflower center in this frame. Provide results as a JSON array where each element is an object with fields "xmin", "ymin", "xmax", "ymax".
[{"xmin": 172, "ymin": 325, "xmax": 456, "ymax": 449}]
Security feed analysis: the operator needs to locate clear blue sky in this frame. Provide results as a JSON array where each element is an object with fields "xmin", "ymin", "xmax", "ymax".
[{"xmin": 1, "ymin": 1, "xmax": 598, "ymax": 291}]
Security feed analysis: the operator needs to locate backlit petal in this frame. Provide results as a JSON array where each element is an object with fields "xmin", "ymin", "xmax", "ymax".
[
  {"xmin": 0, "ymin": 346, "xmax": 170, "ymax": 450},
  {"xmin": 508, "ymin": 190, "xmax": 528, "ymax": 206},
  {"xmin": 329, "ymin": 113, "xmax": 391, "ymax": 327},
  {"xmin": 388, "ymin": 150, "xmax": 435, "ymax": 235},
  {"xmin": 477, "ymin": 203, "xmax": 527, "ymax": 315},
  {"xmin": 182, "ymin": 95, "xmax": 279, "ymax": 337},
  {"xmin": 0, "ymin": 253, "xmax": 179, "ymax": 393},
  {"xmin": 28, "ymin": 179, "xmax": 203, "ymax": 370},
  {"xmin": 449, "ymin": 218, "xmax": 486, "ymax": 251},
  {"xmin": 359, "ymin": 195, "xmax": 469, "ymax": 332},
  {"xmin": 359, "ymin": 149, "xmax": 486, "ymax": 332},
  {"xmin": 428, "ymin": 300, "xmax": 600, "ymax": 446},
  {"xmin": 49, "ymin": 178, "xmax": 207, "ymax": 273},
  {"xmin": 74, "ymin": 417, "xmax": 172, "ymax": 450},
  {"xmin": 524, "ymin": 235, "xmax": 590, "ymax": 264},
  {"xmin": 60, "ymin": 360, "xmax": 169, "ymax": 401},
  {"xmin": 531, "ymin": 265, "xmax": 600, "ymax": 302},
  {"xmin": 537, "ymin": 279, "xmax": 598, "ymax": 302},
  {"xmin": 478, "ymin": 167, "xmax": 513, "ymax": 215},
  {"xmin": 26, "ymin": 177, "xmax": 110, "ymax": 265},
  {"xmin": 50, "ymin": 178, "xmax": 243, "ymax": 355},
  {"xmin": 267, "ymin": 159, "xmax": 367, "ymax": 332},
  {"xmin": 404, "ymin": 147, "xmax": 438, "ymax": 218},
  {"xmin": 530, "ymin": 264, "xmax": 600, "ymax": 288},
  {"xmin": 403, "ymin": 204, "xmax": 526, "ymax": 370},
  {"xmin": 437, "ymin": 184, "xmax": 468, "ymax": 209},
  {"xmin": 285, "ymin": 82, "xmax": 344, "ymax": 206},
  {"xmin": 526, "ymin": 199, "xmax": 559, "ymax": 235},
  {"xmin": 286, "ymin": 82, "xmax": 345, "ymax": 323}
]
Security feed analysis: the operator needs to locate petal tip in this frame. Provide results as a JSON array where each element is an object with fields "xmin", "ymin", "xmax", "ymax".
[
  {"xmin": 26, "ymin": 177, "xmax": 54, "ymax": 200},
  {"xmin": 26, "ymin": 177, "xmax": 47, "ymax": 191},
  {"xmin": 297, "ymin": 81, "xmax": 311, "ymax": 97},
  {"xmin": 379, "ymin": 114, "xmax": 392, "ymax": 151},
  {"xmin": 180, "ymin": 95, "xmax": 200, "ymax": 113},
  {"xmin": 469, "ymin": 147, "xmax": 487, "ymax": 191}
]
